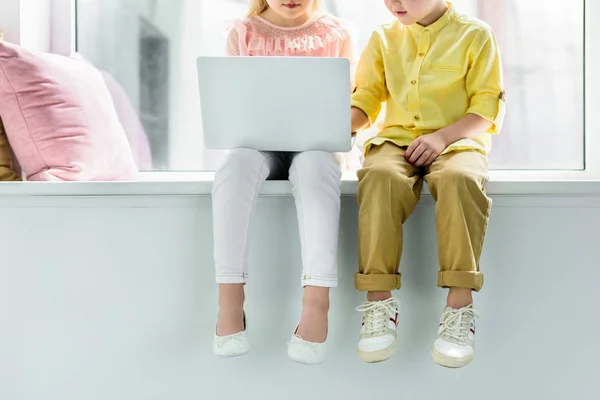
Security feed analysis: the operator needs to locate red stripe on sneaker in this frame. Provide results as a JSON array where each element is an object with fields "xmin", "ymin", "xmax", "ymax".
[
  {"xmin": 390, "ymin": 313, "xmax": 399, "ymax": 326},
  {"xmin": 470, "ymin": 328, "xmax": 475, "ymax": 334}
]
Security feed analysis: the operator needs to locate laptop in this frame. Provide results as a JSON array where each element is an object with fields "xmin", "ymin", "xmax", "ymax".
[{"xmin": 197, "ymin": 56, "xmax": 351, "ymax": 152}]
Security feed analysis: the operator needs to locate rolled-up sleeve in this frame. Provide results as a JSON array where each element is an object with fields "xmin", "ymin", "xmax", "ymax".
[
  {"xmin": 466, "ymin": 29, "xmax": 506, "ymax": 134},
  {"xmin": 351, "ymin": 31, "xmax": 386, "ymax": 124}
]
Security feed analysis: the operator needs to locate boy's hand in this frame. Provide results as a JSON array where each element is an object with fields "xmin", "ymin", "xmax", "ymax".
[
  {"xmin": 351, "ymin": 107, "xmax": 370, "ymax": 134},
  {"xmin": 405, "ymin": 132, "xmax": 447, "ymax": 167}
]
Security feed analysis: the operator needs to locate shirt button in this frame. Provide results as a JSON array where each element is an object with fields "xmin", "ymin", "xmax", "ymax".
[
  {"xmin": 411, "ymin": 80, "xmax": 417, "ymax": 85},
  {"xmin": 418, "ymin": 52, "xmax": 425, "ymax": 57},
  {"xmin": 414, "ymin": 115, "xmax": 420, "ymax": 121}
]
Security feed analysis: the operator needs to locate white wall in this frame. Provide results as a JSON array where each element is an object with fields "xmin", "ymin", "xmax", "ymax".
[{"xmin": 1, "ymin": 190, "xmax": 598, "ymax": 400}]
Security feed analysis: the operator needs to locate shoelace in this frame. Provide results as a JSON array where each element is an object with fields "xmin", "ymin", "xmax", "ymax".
[
  {"xmin": 356, "ymin": 298, "xmax": 400, "ymax": 336},
  {"xmin": 439, "ymin": 306, "xmax": 480, "ymax": 344}
]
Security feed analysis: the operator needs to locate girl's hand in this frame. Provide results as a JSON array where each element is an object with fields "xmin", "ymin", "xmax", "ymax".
[{"xmin": 404, "ymin": 132, "xmax": 447, "ymax": 167}]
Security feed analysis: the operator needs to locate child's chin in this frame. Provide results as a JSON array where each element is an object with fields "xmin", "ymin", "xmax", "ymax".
[
  {"xmin": 393, "ymin": 14, "xmax": 413, "ymax": 24},
  {"xmin": 400, "ymin": 19, "xmax": 418, "ymax": 25}
]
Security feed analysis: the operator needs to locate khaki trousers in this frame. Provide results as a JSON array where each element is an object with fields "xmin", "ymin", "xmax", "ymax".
[{"xmin": 355, "ymin": 142, "xmax": 491, "ymax": 292}]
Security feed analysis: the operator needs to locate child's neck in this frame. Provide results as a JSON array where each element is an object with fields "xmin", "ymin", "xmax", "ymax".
[
  {"xmin": 260, "ymin": 8, "xmax": 314, "ymax": 28},
  {"xmin": 418, "ymin": 1, "xmax": 449, "ymax": 27}
]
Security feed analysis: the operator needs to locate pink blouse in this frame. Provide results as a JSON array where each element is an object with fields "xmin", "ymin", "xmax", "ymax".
[
  {"xmin": 226, "ymin": 13, "xmax": 362, "ymax": 173},
  {"xmin": 227, "ymin": 13, "xmax": 355, "ymax": 62}
]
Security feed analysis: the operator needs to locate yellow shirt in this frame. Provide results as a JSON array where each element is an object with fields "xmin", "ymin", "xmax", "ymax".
[{"xmin": 351, "ymin": 4, "xmax": 505, "ymax": 156}]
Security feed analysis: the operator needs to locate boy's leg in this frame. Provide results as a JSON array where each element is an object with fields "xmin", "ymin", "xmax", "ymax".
[
  {"xmin": 356, "ymin": 142, "xmax": 422, "ymax": 292},
  {"xmin": 355, "ymin": 142, "xmax": 422, "ymax": 363},
  {"xmin": 424, "ymin": 150, "xmax": 490, "ymax": 368},
  {"xmin": 424, "ymin": 150, "xmax": 490, "ymax": 293}
]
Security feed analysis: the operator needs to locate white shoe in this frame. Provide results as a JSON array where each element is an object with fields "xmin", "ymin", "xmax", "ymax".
[
  {"xmin": 432, "ymin": 304, "xmax": 479, "ymax": 368},
  {"xmin": 356, "ymin": 298, "xmax": 400, "ymax": 363},
  {"xmin": 213, "ymin": 314, "xmax": 250, "ymax": 358},
  {"xmin": 287, "ymin": 329, "xmax": 327, "ymax": 365}
]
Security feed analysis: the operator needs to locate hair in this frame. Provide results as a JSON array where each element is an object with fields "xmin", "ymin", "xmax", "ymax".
[{"xmin": 247, "ymin": 0, "xmax": 324, "ymax": 18}]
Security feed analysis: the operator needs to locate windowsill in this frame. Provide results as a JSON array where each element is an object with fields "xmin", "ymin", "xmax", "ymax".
[{"xmin": 0, "ymin": 171, "xmax": 599, "ymax": 197}]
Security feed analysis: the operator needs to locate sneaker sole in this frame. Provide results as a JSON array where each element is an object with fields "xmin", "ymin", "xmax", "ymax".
[
  {"xmin": 431, "ymin": 348, "xmax": 473, "ymax": 368},
  {"xmin": 358, "ymin": 341, "xmax": 397, "ymax": 363}
]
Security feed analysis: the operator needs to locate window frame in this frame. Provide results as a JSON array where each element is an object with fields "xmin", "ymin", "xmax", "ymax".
[
  {"xmin": 42, "ymin": 0, "xmax": 600, "ymax": 181},
  {"xmin": 50, "ymin": 0, "xmax": 76, "ymax": 56}
]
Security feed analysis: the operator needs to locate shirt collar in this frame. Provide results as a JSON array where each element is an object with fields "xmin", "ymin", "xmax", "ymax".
[{"xmin": 407, "ymin": 2, "xmax": 455, "ymax": 34}]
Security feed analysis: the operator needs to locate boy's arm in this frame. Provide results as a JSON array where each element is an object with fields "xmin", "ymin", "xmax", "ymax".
[
  {"xmin": 350, "ymin": 31, "xmax": 386, "ymax": 134},
  {"xmin": 351, "ymin": 107, "xmax": 370, "ymax": 134},
  {"xmin": 433, "ymin": 113, "xmax": 492, "ymax": 147},
  {"xmin": 406, "ymin": 30, "xmax": 504, "ymax": 166},
  {"xmin": 436, "ymin": 28, "xmax": 505, "ymax": 145},
  {"xmin": 406, "ymin": 113, "xmax": 494, "ymax": 167}
]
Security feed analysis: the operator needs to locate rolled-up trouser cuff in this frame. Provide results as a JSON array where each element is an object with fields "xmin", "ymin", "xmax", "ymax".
[
  {"xmin": 216, "ymin": 274, "xmax": 247, "ymax": 285},
  {"xmin": 302, "ymin": 276, "xmax": 338, "ymax": 288},
  {"xmin": 437, "ymin": 271, "xmax": 483, "ymax": 292},
  {"xmin": 355, "ymin": 272, "xmax": 401, "ymax": 292}
]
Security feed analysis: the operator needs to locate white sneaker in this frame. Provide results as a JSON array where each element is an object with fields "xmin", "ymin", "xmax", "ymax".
[
  {"xmin": 432, "ymin": 304, "xmax": 479, "ymax": 368},
  {"xmin": 356, "ymin": 298, "xmax": 400, "ymax": 363},
  {"xmin": 213, "ymin": 314, "xmax": 250, "ymax": 358},
  {"xmin": 287, "ymin": 329, "xmax": 327, "ymax": 365}
]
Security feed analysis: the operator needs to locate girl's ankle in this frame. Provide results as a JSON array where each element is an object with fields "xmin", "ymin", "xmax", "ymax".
[
  {"xmin": 302, "ymin": 286, "xmax": 330, "ymax": 310},
  {"xmin": 302, "ymin": 294, "xmax": 330, "ymax": 311},
  {"xmin": 218, "ymin": 304, "xmax": 245, "ymax": 316},
  {"xmin": 302, "ymin": 299, "xmax": 330, "ymax": 312}
]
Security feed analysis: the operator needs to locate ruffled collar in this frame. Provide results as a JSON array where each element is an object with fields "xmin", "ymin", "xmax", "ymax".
[
  {"xmin": 234, "ymin": 14, "xmax": 350, "ymax": 57},
  {"xmin": 252, "ymin": 12, "xmax": 326, "ymax": 31}
]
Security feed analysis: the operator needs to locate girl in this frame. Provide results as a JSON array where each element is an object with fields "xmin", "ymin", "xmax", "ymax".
[
  {"xmin": 351, "ymin": 0, "xmax": 505, "ymax": 367},
  {"xmin": 212, "ymin": 0, "xmax": 356, "ymax": 365}
]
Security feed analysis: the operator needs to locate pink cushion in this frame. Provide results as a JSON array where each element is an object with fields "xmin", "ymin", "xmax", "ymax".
[{"xmin": 0, "ymin": 42, "xmax": 137, "ymax": 181}]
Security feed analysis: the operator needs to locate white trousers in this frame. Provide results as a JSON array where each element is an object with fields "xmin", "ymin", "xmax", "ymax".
[{"xmin": 212, "ymin": 149, "xmax": 342, "ymax": 287}]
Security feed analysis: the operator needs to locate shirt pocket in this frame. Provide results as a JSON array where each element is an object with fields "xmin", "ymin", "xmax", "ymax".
[{"xmin": 424, "ymin": 62, "xmax": 466, "ymax": 85}]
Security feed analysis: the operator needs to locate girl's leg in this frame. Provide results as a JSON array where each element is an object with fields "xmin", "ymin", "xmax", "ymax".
[
  {"xmin": 212, "ymin": 149, "xmax": 284, "ymax": 336},
  {"xmin": 288, "ymin": 151, "xmax": 342, "ymax": 343}
]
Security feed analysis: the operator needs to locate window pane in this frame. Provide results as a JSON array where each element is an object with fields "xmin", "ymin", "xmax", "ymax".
[{"xmin": 76, "ymin": 0, "xmax": 584, "ymax": 171}]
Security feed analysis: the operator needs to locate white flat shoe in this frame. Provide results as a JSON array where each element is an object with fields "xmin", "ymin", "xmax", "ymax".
[
  {"xmin": 287, "ymin": 328, "xmax": 327, "ymax": 365},
  {"xmin": 213, "ymin": 314, "xmax": 250, "ymax": 358}
]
